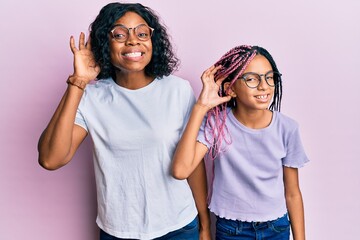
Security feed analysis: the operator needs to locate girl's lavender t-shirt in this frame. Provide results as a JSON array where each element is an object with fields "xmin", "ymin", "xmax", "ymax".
[{"xmin": 197, "ymin": 109, "xmax": 309, "ymax": 222}]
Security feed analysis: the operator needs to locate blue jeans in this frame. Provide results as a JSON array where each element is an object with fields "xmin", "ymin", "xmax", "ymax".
[
  {"xmin": 100, "ymin": 216, "xmax": 199, "ymax": 240},
  {"xmin": 216, "ymin": 213, "xmax": 290, "ymax": 240}
]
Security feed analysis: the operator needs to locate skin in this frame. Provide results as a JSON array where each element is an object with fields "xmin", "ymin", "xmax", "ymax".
[
  {"xmin": 172, "ymin": 55, "xmax": 306, "ymax": 239},
  {"xmin": 38, "ymin": 11, "xmax": 210, "ymax": 240},
  {"xmin": 109, "ymin": 12, "xmax": 154, "ymax": 89}
]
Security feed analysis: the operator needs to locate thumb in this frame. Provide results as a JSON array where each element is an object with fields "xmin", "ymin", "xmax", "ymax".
[{"xmin": 219, "ymin": 96, "xmax": 232, "ymax": 104}]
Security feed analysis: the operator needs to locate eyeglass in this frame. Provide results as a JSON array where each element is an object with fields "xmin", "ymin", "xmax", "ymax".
[
  {"xmin": 239, "ymin": 70, "xmax": 281, "ymax": 88},
  {"xmin": 110, "ymin": 24, "xmax": 154, "ymax": 43}
]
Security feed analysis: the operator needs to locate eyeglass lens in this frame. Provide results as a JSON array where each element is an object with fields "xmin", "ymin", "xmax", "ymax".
[
  {"xmin": 242, "ymin": 71, "xmax": 278, "ymax": 88},
  {"xmin": 111, "ymin": 24, "xmax": 153, "ymax": 42}
]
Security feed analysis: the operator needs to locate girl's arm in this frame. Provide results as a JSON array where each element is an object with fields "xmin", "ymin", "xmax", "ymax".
[
  {"xmin": 38, "ymin": 33, "xmax": 100, "ymax": 170},
  {"xmin": 172, "ymin": 104, "xmax": 209, "ymax": 179},
  {"xmin": 283, "ymin": 166, "xmax": 306, "ymax": 240},
  {"xmin": 187, "ymin": 161, "xmax": 211, "ymax": 240},
  {"xmin": 172, "ymin": 65, "xmax": 231, "ymax": 179}
]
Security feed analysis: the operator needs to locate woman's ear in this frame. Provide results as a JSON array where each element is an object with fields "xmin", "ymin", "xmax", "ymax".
[{"xmin": 224, "ymin": 82, "xmax": 237, "ymax": 97}]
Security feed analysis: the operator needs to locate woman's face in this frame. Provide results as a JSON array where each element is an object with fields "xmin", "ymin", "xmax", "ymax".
[{"xmin": 109, "ymin": 11, "xmax": 153, "ymax": 76}]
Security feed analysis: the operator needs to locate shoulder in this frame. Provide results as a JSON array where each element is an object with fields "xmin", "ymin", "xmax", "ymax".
[
  {"xmin": 84, "ymin": 78, "xmax": 112, "ymax": 91},
  {"xmin": 80, "ymin": 78, "xmax": 113, "ymax": 102},
  {"xmin": 157, "ymin": 75, "xmax": 194, "ymax": 100},
  {"xmin": 273, "ymin": 111, "xmax": 299, "ymax": 132},
  {"xmin": 158, "ymin": 75, "xmax": 192, "ymax": 89}
]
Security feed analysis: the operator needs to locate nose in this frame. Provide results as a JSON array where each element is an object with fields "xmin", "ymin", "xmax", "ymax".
[
  {"xmin": 257, "ymin": 75, "xmax": 269, "ymax": 90},
  {"xmin": 125, "ymin": 29, "xmax": 139, "ymax": 45}
]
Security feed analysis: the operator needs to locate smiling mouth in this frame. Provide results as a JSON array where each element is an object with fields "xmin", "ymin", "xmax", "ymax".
[
  {"xmin": 123, "ymin": 52, "xmax": 143, "ymax": 57},
  {"xmin": 255, "ymin": 95, "xmax": 268, "ymax": 99}
]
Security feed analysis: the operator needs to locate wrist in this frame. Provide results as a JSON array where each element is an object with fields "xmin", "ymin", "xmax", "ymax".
[
  {"xmin": 197, "ymin": 211, "xmax": 211, "ymax": 230},
  {"xmin": 66, "ymin": 75, "xmax": 88, "ymax": 90},
  {"xmin": 194, "ymin": 102, "xmax": 211, "ymax": 113}
]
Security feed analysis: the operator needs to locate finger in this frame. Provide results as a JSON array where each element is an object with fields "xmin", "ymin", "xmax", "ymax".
[
  {"xmin": 79, "ymin": 32, "xmax": 85, "ymax": 50},
  {"xmin": 69, "ymin": 36, "xmax": 77, "ymax": 53},
  {"xmin": 219, "ymin": 96, "xmax": 232, "ymax": 104},
  {"xmin": 207, "ymin": 65, "xmax": 216, "ymax": 71},
  {"xmin": 201, "ymin": 65, "xmax": 214, "ymax": 77},
  {"xmin": 202, "ymin": 65, "xmax": 220, "ymax": 82},
  {"xmin": 215, "ymin": 76, "xmax": 227, "ymax": 86},
  {"xmin": 209, "ymin": 65, "xmax": 222, "ymax": 76},
  {"xmin": 86, "ymin": 34, "xmax": 92, "ymax": 50}
]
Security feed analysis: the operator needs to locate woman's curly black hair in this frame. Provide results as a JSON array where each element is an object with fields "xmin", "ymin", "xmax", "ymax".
[{"xmin": 89, "ymin": 2, "xmax": 179, "ymax": 80}]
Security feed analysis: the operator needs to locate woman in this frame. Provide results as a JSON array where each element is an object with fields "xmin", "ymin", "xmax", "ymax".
[{"xmin": 38, "ymin": 3, "xmax": 210, "ymax": 239}]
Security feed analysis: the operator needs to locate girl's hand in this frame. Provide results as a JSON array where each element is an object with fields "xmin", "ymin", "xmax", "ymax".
[
  {"xmin": 197, "ymin": 65, "xmax": 231, "ymax": 110},
  {"xmin": 70, "ymin": 32, "xmax": 100, "ymax": 83},
  {"xmin": 199, "ymin": 227, "xmax": 212, "ymax": 240}
]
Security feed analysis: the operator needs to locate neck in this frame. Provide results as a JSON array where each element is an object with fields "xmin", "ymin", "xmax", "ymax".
[
  {"xmin": 115, "ymin": 71, "xmax": 154, "ymax": 90},
  {"xmin": 232, "ymin": 107, "xmax": 273, "ymax": 129}
]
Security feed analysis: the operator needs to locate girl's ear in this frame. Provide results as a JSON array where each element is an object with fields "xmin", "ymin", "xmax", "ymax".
[{"xmin": 224, "ymin": 82, "xmax": 237, "ymax": 97}]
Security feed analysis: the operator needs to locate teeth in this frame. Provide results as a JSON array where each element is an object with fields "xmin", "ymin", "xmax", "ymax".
[
  {"xmin": 256, "ymin": 95, "xmax": 267, "ymax": 99},
  {"xmin": 124, "ymin": 52, "xmax": 142, "ymax": 57}
]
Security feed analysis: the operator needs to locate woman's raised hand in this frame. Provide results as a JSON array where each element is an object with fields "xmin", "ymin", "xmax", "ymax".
[
  {"xmin": 70, "ymin": 32, "xmax": 100, "ymax": 83},
  {"xmin": 197, "ymin": 65, "xmax": 231, "ymax": 110}
]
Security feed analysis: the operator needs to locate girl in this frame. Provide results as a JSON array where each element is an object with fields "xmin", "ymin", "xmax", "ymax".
[
  {"xmin": 172, "ymin": 45, "xmax": 309, "ymax": 239},
  {"xmin": 38, "ymin": 3, "xmax": 210, "ymax": 240}
]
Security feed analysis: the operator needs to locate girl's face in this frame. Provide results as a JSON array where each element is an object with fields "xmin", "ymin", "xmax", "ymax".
[
  {"xmin": 228, "ymin": 54, "xmax": 274, "ymax": 111},
  {"xmin": 109, "ymin": 11, "xmax": 153, "ymax": 76}
]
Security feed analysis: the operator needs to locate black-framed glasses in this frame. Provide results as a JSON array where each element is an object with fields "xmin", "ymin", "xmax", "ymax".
[
  {"xmin": 239, "ymin": 70, "xmax": 282, "ymax": 88},
  {"xmin": 110, "ymin": 24, "xmax": 154, "ymax": 43}
]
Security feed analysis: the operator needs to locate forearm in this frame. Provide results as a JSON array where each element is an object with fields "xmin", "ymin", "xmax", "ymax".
[
  {"xmin": 172, "ymin": 103, "xmax": 209, "ymax": 179},
  {"xmin": 187, "ymin": 162, "xmax": 211, "ymax": 238},
  {"xmin": 286, "ymin": 192, "xmax": 305, "ymax": 240},
  {"xmin": 38, "ymin": 82, "xmax": 85, "ymax": 169}
]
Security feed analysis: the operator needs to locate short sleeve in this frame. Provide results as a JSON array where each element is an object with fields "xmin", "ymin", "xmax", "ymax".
[
  {"xmin": 74, "ymin": 104, "xmax": 88, "ymax": 132},
  {"xmin": 282, "ymin": 126, "xmax": 309, "ymax": 168},
  {"xmin": 197, "ymin": 117, "xmax": 212, "ymax": 149},
  {"xmin": 183, "ymin": 85, "xmax": 196, "ymax": 130}
]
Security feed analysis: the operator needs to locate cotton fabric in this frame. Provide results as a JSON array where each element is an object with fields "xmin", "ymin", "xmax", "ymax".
[{"xmin": 75, "ymin": 76, "xmax": 197, "ymax": 239}]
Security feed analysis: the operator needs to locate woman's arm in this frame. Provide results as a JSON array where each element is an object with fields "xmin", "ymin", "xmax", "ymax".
[
  {"xmin": 38, "ymin": 33, "xmax": 100, "ymax": 170},
  {"xmin": 283, "ymin": 166, "xmax": 306, "ymax": 240},
  {"xmin": 38, "ymin": 86, "xmax": 87, "ymax": 170}
]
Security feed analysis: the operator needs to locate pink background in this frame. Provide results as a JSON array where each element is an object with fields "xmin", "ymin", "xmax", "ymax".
[{"xmin": 1, "ymin": 0, "xmax": 359, "ymax": 239}]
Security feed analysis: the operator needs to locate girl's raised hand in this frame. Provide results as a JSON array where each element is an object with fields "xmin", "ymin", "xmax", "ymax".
[
  {"xmin": 70, "ymin": 32, "xmax": 100, "ymax": 83},
  {"xmin": 197, "ymin": 65, "xmax": 231, "ymax": 110}
]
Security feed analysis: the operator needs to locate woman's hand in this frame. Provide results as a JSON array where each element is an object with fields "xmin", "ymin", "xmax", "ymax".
[
  {"xmin": 70, "ymin": 32, "xmax": 100, "ymax": 83},
  {"xmin": 197, "ymin": 65, "xmax": 231, "ymax": 110}
]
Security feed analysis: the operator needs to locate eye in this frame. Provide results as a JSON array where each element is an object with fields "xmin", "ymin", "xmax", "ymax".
[
  {"xmin": 114, "ymin": 33, "xmax": 126, "ymax": 39},
  {"xmin": 111, "ymin": 26, "xmax": 128, "ymax": 40},
  {"xmin": 135, "ymin": 25, "xmax": 152, "ymax": 40},
  {"xmin": 245, "ymin": 77, "xmax": 257, "ymax": 82},
  {"xmin": 137, "ymin": 32, "xmax": 149, "ymax": 38},
  {"xmin": 243, "ymin": 73, "xmax": 259, "ymax": 82}
]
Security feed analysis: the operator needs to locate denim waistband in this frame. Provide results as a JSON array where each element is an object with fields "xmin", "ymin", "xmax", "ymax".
[{"xmin": 216, "ymin": 213, "xmax": 288, "ymax": 229}]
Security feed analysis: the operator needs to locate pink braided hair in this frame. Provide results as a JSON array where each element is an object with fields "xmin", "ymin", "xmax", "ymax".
[
  {"xmin": 204, "ymin": 45, "xmax": 257, "ymax": 160},
  {"xmin": 204, "ymin": 45, "xmax": 258, "ymax": 203}
]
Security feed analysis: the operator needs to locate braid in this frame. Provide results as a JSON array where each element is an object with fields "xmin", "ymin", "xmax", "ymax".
[
  {"xmin": 252, "ymin": 46, "xmax": 282, "ymax": 111},
  {"xmin": 214, "ymin": 45, "xmax": 254, "ymax": 82},
  {"xmin": 204, "ymin": 45, "xmax": 282, "ymax": 161}
]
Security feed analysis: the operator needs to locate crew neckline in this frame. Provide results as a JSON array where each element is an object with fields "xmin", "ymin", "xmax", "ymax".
[
  {"xmin": 109, "ymin": 77, "xmax": 159, "ymax": 93},
  {"xmin": 228, "ymin": 109, "xmax": 276, "ymax": 133}
]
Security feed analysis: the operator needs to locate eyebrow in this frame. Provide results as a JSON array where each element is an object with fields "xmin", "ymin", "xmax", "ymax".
[
  {"xmin": 242, "ymin": 70, "xmax": 274, "ymax": 75},
  {"xmin": 111, "ymin": 23, "xmax": 148, "ymax": 29}
]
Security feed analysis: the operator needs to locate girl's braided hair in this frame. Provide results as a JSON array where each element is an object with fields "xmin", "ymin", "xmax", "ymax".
[{"xmin": 205, "ymin": 45, "xmax": 283, "ymax": 160}]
